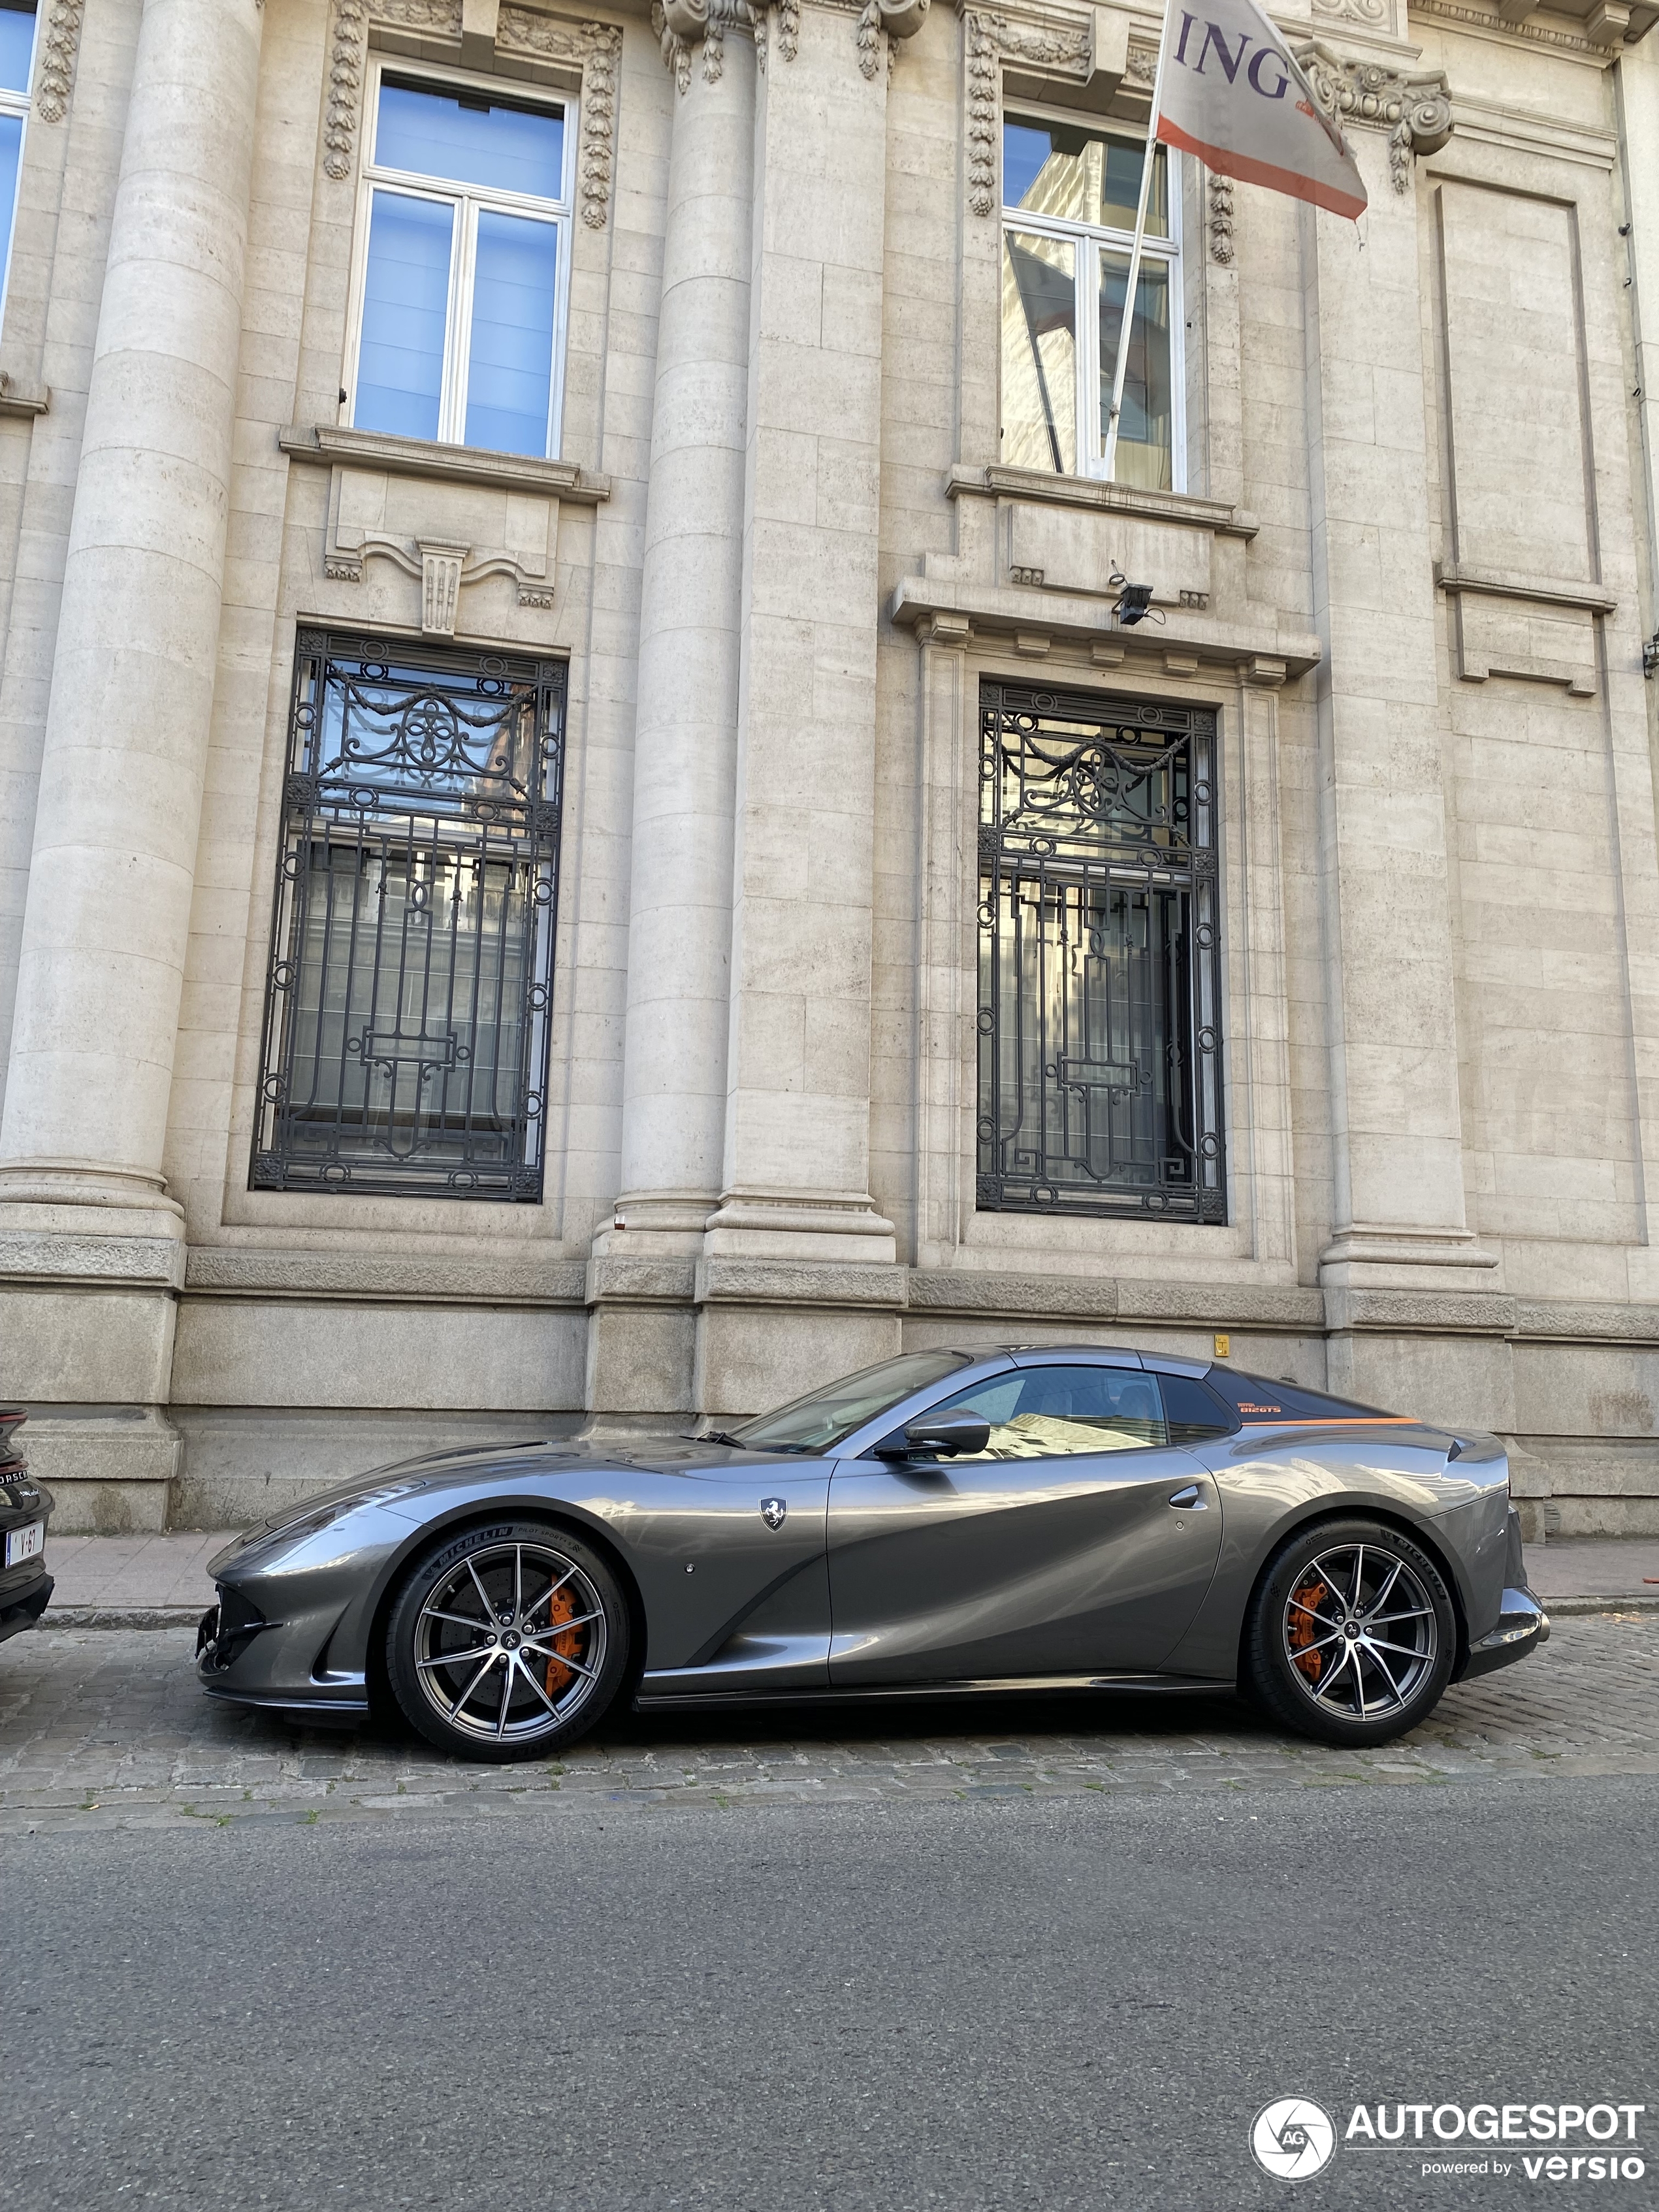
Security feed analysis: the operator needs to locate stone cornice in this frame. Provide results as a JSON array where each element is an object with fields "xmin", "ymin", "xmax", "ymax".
[
  {"xmin": 1435, "ymin": 561, "xmax": 1617, "ymax": 615},
  {"xmin": 280, "ymin": 423, "xmax": 611, "ymax": 501},
  {"xmin": 948, "ymin": 464, "xmax": 1260, "ymax": 540}
]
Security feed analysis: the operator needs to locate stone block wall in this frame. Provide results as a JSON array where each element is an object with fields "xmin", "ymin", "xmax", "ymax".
[{"xmin": 0, "ymin": 0, "xmax": 1655, "ymax": 1539}]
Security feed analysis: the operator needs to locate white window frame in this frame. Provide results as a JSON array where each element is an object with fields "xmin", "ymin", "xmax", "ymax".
[
  {"xmin": 1000, "ymin": 101, "xmax": 1185, "ymax": 492},
  {"xmin": 344, "ymin": 52, "xmax": 576, "ymax": 459},
  {"xmin": 0, "ymin": 2, "xmax": 38, "ymax": 330}
]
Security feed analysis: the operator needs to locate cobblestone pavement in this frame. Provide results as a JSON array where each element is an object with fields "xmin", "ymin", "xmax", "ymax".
[{"xmin": 3, "ymin": 1609, "xmax": 1656, "ymax": 1835}]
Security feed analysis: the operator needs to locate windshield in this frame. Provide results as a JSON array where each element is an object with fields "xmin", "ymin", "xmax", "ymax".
[{"xmin": 729, "ymin": 1351, "xmax": 975, "ymax": 1454}]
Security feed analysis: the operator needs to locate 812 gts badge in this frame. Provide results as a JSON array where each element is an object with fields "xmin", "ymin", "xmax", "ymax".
[{"xmin": 760, "ymin": 1497, "xmax": 788, "ymax": 1531}]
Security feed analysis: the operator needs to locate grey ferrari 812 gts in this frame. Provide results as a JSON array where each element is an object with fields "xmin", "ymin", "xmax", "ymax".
[{"xmin": 197, "ymin": 1345, "xmax": 1547, "ymax": 1759}]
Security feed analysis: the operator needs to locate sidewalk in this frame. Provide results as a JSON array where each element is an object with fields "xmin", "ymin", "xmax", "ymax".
[{"xmin": 29, "ymin": 1529, "xmax": 1659, "ymax": 1629}]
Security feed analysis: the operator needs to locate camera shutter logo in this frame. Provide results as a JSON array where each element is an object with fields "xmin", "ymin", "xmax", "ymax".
[{"xmin": 1251, "ymin": 2098, "xmax": 1336, "ymax": 2181}]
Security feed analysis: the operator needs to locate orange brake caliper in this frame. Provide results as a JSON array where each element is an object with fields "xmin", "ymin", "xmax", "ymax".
[
  {"xmin": 1287, "ymin": 1579, "xmax": 1330, "ymax": 1682},
  {"xmin": 543, "ymin": 1582, "xmax": 581, "ymax": 1698}
]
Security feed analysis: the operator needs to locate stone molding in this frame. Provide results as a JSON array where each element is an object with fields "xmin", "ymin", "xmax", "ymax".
[
  {"xmin": 1323, "ymin": 1288, "xmax": 1519, "ymax": 1335},
  {"xmin": 948, "ymin": 463, "xmax": 1259, "ymax": 539},
  {"xmin": 1297, "ymin": 44, "xmax": 1453, "ymax": 190},
  {"xmin": 280, "ymin": 421, "xmax": 610, "ymax": 500},
  {"xmin": 74, "ymin": 1247, "xmax": 1659, "ymax": 1347},
  {"xmin": 184, "ymin": 1249, "xmax": 587, "ymax": 1304},
  {"xmin": 696, "ymin": 1258, "xmax": 909, "ymax": 1307},
  {"xmin": 1434, "ymin": 561, "xmax": 1617, "ymax": 615},
  {"xmin": 0, "ymin": 1231, "xmax": 185, "ymax": 1290},
  {"xmin": 0, "ymin": 374, "xmax": 50, "ymax": 417},
  {"xmin": 326, "ymin": 0, "xmax": 622, "ymax": 227},
  {"xmin": 587, "ymin": 1255, "xmax": 700, "ymax": 1304},
  {"xmin": 34, "ymin": 0, "xmax": 85, "ymax": 123}
]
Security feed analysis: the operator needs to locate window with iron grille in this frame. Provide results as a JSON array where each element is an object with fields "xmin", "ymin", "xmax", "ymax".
[
  {"xmin": 251, "ymin": 632, "xmax": 564, "ymax": 1200},
  {"xmin": 978, "ymin": 681, "xmax": 1225, "ymax": 1223}
]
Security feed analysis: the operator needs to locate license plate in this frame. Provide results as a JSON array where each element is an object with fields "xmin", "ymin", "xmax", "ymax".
[{"xmin": 4, "ymin": 1518, "xmax": 43, "ymax": 1567}]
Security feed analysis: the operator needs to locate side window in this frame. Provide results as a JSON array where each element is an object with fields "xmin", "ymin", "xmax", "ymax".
[
  {"xmin": 1160, "ymin": 1374, "xmax": 1240, "ymax": 1447},
  {"xmin": 0, "ymin": 3, "xmax": 37, "ymax": 317},
  {"xmin": 925, "ymin": 1365, "xmax": 1169, "ymax": 1460},
  {"xmin": 1203, "ymin": 1369, "xmax": 1393, "ymax": 1424},
  {"xmin": 349, "ymin": 71, "xmax": 572, "ymax": 457}
]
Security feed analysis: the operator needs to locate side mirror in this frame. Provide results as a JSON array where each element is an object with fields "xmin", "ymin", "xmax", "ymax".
[{"xmin": 875, "ymin": 1409, "xmax": 991, "ymax": 1460}]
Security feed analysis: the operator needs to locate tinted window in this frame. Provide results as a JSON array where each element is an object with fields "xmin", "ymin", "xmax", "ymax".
[
  {"xmin": 1160, "ymin": 1373, "xmax": 1239, "ymax": 1446},
  {"xmin": 920, "ymin": 1364, "xmax": 1168, "ymax": 1459},
  {"xmin": 1205, "ymin": 1368, "xmax": 1392, "ymax": 1422}
]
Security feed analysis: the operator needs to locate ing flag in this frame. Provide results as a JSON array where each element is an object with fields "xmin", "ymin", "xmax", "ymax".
[{"xmin": 1153, "ymin": 0, "xmax": 1368, "ymax": 221}]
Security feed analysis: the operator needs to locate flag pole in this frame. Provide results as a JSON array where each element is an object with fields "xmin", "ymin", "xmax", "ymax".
[{"xmin": 1103, "ymin": 1, "xmax": 1172, "ymax": 485}]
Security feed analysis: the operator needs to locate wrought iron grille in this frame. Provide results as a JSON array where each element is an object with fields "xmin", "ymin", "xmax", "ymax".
[
  {"xmin": 251, "ymin": 632, "xmax": 565, "ymax": 1200},
  {"xmin": 977, "ymin": 680, "xmax": 1225, "ymax": 1222}
]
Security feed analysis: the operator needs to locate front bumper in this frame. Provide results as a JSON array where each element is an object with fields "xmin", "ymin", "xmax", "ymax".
[{"xmin": 1462, "ymin": 1586, "xmax": 1550, "ymax": 1679}]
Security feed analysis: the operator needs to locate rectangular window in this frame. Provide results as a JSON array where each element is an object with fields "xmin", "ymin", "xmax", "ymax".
[
  {"xmin": 0, "ymin": 3, "xmax": 37, "ymax": 319},
  {"xmin": 977, "ymin": 681, "xmax": 1225, "ymax": 1223},
  {"xmin": 252, "ymin": 633, "xmax": 566, "ymax": 1201},
  {"xmin": 348, "ymin": 68, "xmax": 572, "ymax": 458},
  {"xmin": 1001, "ymin": 113, "xmax": 1180, "ymax": 492}
]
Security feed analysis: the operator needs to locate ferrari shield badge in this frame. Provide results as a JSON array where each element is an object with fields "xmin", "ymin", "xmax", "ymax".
[{"xmin": 760, "ymin": 1497, "xmax": 788, "ymax": 1531}]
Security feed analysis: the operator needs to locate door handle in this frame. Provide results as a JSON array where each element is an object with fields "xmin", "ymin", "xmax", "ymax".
[{"xmin": 1167, "ymin": 1483, "xmax": 1208, "ymax": 1509}]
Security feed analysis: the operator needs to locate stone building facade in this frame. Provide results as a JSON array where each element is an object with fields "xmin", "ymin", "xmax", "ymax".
[{"xmin": 3, "ymin": 0, "xmax": 1659, "ymax": 1537}]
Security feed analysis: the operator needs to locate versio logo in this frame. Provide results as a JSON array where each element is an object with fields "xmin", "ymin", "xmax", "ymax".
[{"xmin": 1253, "ymin": 2098, "xmax": 1338, "ymax": 2182}]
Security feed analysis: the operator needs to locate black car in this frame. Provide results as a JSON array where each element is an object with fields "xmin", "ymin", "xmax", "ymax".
[{"xmin": 0, "ymin": 1407, "xmax": 53, "ymax": 1643}]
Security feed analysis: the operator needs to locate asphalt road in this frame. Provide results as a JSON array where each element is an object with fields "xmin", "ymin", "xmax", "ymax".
[{"xmin": 4, "ymin": 1772, "xmax": 1654, "ymax": 2212}]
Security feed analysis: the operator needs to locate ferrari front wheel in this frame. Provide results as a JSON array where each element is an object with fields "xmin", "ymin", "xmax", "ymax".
[
  {"xmin": 1244, "ymin": 1518, "xmax": 1456, "ymax": 1747},
  {"xmin": 386, "ymin": 1521, "xmax": 630, "ymax": 1761}
]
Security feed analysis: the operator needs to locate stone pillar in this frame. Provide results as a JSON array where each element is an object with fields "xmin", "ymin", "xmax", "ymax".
[
  {"xmin": 694, "ymin": 1, "xmax": 909, "ymax": 1416},
  {"xmin": 1298, "ymin": 59, "xmax": 1513, "ymax": 1425},
  {"xmin": 0, "ymin": 0, "xmax": 265, "ymax": 1524},
  {"xmin": 585, "ymin": 18, "xmax": 756, "ymax": 1425}
]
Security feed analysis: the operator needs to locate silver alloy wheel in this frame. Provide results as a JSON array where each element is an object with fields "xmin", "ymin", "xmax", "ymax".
[
  {"xmin": 411, "ymin": 1539, "xmax": 608, "ymax": 1746},
  {"xmin": 1280, "ymin": 1542, "xmax": 1438, "ymax": 1721}
]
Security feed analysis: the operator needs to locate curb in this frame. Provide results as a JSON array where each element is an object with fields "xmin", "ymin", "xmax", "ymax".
[
  {"xmin": 40, "ymin": 1607, "xmax": 205, "ymax": 1631},
  {"xmin": 1538, "ymin": 1593, "xmax": 1659, "ymax": 1616}
]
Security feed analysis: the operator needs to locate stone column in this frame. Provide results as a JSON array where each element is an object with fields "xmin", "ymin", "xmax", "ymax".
[
  {"xmin": 0, "ymin": 0, "xmax": 265, "ymax": 1523},
  {"xmin": 585, "ymin": 16, "xmax": 756, "ymax": 1424},
  {"xmin": 694, "ymin": 1, "xmax": 912, "ymax": 1416},
  {"xmin": 1298, "ymin": 59, "xmax": 1512, "ymax": 1421}
]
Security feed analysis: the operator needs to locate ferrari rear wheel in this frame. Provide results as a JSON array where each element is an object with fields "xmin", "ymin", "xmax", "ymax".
[
  {"xmin": 386, "ymin": 1520, "xmax": 630, "ymax": 1761},
  {"xmin": 1244, "ymin": 1518, "xmax": 1456, "ymax": 1747}
]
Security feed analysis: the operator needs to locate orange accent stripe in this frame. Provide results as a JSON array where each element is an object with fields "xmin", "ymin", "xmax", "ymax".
[
  {"xmin": 1238, "ymin": 1416, "xmax": 1421, "ymax": 1427},
  {"xmin": 1153, "ymin": 116, "xmax": 1368, "ymax": 224}
]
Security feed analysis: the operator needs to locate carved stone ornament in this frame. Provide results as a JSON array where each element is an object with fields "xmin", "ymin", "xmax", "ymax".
[
  {"xmin": 651, "ymin": 0, "xmax": 926, "ymax": 93},
  {"xmin": 1311, "ymin": 0, "xmax": 1390, "ymax": 24},
  {"xmin": 1207, "ymin": 169, "xmax": 1234, "ymax": 264},
  {"xmin": 34, "ymin": 0, "xmax": 86, "ymax": 124},
  {"xmin": 1296, "ymin": 44, "xmax": 1453, "ymax": 193},
  {"xmin": 327, "ymin": 2, "xmax": 620, "ymax": 227},
  {"xmin": 965, "ymin": 10, "xmax": 1095, "ymax": 215}
]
